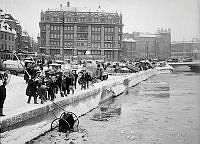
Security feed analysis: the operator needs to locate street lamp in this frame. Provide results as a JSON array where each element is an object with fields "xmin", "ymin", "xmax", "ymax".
[
  {"xmin": 112, "ymin": 35, "xmax": 114, "ymax": 61},
  {"xmin": 61, "ymin": 7, "xmax": 65, "ymax": 61}
]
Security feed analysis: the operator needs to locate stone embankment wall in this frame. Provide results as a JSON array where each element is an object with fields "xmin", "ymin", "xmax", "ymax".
[{"xmin": 1, "ymin": 69, "xmax": 156, "ymax": 144}]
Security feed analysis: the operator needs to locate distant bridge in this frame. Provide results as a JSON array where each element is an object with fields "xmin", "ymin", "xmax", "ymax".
[{"xmin": 168, "ymin": 61, "xmax": 200, "ymax": 72}]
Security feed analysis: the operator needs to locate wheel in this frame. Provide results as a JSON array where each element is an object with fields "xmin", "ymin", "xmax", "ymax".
[
  {"xmin": 51, "ymin": 118, "xmax": 70, "ymax": 132},
  {"xmin": 60, "ymin": 112, "xmax": 79, "ymax": 131}
]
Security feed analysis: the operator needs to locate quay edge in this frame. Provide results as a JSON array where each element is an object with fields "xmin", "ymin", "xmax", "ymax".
[{"xmin": 0, "ymin": 69, "xmax": 156, "ymax": 144}]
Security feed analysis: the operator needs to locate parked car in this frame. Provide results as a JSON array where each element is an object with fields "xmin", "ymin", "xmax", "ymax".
[{"xmin": 1, "ymin": 60, "xmax": 24, "ymax": 75}]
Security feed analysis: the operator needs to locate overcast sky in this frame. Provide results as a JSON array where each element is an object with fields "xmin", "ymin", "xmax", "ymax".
[{"xmin": 1, "ymin": 0, "xmax": 199, "ymax": 41}]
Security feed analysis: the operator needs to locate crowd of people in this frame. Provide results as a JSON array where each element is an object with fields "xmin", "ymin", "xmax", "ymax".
[
  {"xmin": 0, "ymin": 57, "xmax": 156, "ymax": 116},
  {"xmin": 24, "ymin": 61, "xmax": 97, "ymax": 104}
]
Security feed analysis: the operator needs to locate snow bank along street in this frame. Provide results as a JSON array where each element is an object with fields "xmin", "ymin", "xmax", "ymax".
[{"xmin": 0, "ymin": 69, "xmax": 156, "ymax": 144}]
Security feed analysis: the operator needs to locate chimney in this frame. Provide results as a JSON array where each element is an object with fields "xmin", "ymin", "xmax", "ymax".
[{"xmin": 67, "ymin": 1, "xmax": 70, "ymax": 7}]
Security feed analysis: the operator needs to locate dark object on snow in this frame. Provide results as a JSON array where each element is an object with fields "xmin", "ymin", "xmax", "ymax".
[
  {"xmin": 59, "ymin": 112, "xmax": 75, "ymax": 132},
  {"xmin": 51, "ymin": 109, "xmax": 79, "ymax": 133}
]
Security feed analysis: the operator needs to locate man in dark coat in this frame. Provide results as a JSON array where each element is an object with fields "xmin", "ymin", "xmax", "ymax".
[
  {"xmin": 26, "ymin": 77, "xmax": 38, "ymax": 104},
  {"xmin": 78, "ymin": 71, "xmax": 86, "ymax": 90},
  {"xmin": 55, "ymin": 72, "xmax": 63, "ymax": 95},
  {"xmin": 0, "ymin": 73, "xmax": 7, "ymax": 116},
  {"xmin": 85, "ymin": 71, "xmax": 91, "ymax": 89},
  {"xmin": 45, "ymin": 75, "xmax": 55, "ymax": 101},
  {"xmin": 65, "ymin": 72, "xmax": 74, "ymax": 94}
]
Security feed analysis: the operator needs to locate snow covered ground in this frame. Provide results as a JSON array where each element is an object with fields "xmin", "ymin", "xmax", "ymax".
[{"xmin": 1, "ymin": 74, "xmax": 125, "ymax": 121}]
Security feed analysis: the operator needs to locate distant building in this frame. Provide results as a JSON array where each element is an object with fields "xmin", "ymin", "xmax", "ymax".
[
  {"xmin": 122, "ymin": 38, "xmax": 136, "ymax": 61},
  {"xmin": 135, "ymin": 33, "xmax": 158, "ymax": 60},
  {"xmin": 39, "ymin": 4, "xmax": 123, "ymax": 61},
  {"xmin": 156, "ymin": 28, "xmax": 171, "ymax": 59},
  {"xmin": 171, "ymin": 40, "xmax": 200, "ymax": 60},
  {"xmin": 21, "ymin": 31, "xmax": 30, "ymax": 52},
  {"xmin": 0, "ymin": 9, "xmax": 22, "ymax": 52},
  {"xmin": 0, "ymin": 21, "xmax": 16, "ymax": 59},
  {"xmin": 123, "ymin": 28, "xmax": 171, "ymax": 60}
]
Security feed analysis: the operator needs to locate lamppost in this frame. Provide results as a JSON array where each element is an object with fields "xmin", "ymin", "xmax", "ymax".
[
  {"xmin": 112, "ymin": 35, "xmax": 114, "ymax": 61},
  {"xmin": 61, "ymin": 8, "xmax": 65, "ymax": 61}
]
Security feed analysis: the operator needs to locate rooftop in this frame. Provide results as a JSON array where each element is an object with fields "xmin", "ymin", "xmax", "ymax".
[
  {"xmin": 0, "ymin": 21, "xmax": 16, "ymax": 34},
  {"xmin": 44, "ymin": 6, "xmax": 120, "ymax": 14},
  {"xmin": 123, "ymin": 38, "xmax": 136, "ymax": 42},
  {"xmin": 136, "ymin": 33, "xmax": 158, "ymax": 38}
]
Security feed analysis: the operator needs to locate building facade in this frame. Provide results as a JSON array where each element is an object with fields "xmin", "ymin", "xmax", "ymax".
[
  {"xmin": 123, "ymin": 28, "xmax": 171, "ymax": 60},
  {"xmin": 122, "ymin": 38, "xmax": 136, "ymax": 61},
  {"xmin": 135, "ymin": 34, "xmax": 158, "ymax": 60},
  {"xmin": 39, "ymin": 5, "xmax": 123, "ymax": 61},
  {"xmin": 0, "ymin": 21, "xmax": 16, "ymax": 59},
  {"xmin": 156, "ymin": 28, "xmax": 171, "ymax": 59},
  {"xmin": 0, "ymin": 9, "xmax": 22, "ymax": 52},
  {"xmin": 171, "ymin": 40, "xmax": 200, "ymax": 60}
]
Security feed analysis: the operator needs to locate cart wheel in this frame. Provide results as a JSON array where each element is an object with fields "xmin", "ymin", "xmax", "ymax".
[
  {"xmin": 51, "ymin": 118, "xmax": 70, "ymax": 131},
  {"xmin": 60, "ymin": 112, "xmax": 79, "ymax": 131}
]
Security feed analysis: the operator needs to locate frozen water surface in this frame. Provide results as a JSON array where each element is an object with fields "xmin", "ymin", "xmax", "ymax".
[{"xmin": 32, "ymin": 70, "xmax": 200, "ymax": 144}]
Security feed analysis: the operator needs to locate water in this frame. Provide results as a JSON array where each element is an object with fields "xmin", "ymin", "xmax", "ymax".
[{"xmin": 31, "ymin": 70, "xmax": 200, "ymax": 144}]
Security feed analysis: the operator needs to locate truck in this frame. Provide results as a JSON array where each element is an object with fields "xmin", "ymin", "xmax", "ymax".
[{"xmin": 81, "ymin": 60, "xmax": 108, "ymax": 81}]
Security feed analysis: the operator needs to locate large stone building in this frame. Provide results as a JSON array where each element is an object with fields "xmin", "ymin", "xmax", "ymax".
[
  {"xmin": 0, "ymin": 21, "xmax": 16, "ymax": 59},
  {"xmin": 123, "ymin": 28, "xmax": 171, "ymax": 60},
  {"xmin": 122, "ymin": 38, "xmax": 136, "ymax": 61},
  {"xmin": 39, "ymin": 4, "xmax": 123, "ymax": 61},
  {"xmin": 0, "ymin": 9, "xmax": 22, "ymax": 52},
  {"xmin": 135, "ymin": 33, "xmax": 158, "ymax": 60}
]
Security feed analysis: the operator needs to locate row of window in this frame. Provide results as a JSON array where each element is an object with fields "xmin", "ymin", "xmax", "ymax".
[
  {"xmin": 50, "ymin": 41, "xmax": 60, "ymax": 46},
  {"xmin": 104, "ymin": 50, "xmax": 113, "ymax": 60},
  {"xmin": 44, "ymin": 25, "xmax": 121, "ymax": 33},
  {"xmin": 50, "ymin": 26, "xmax": 60, "ymax": 31},
  {"xmin": 105, "ymin": 35, "xmax": 114, "ymax": 41},
  {"xmin": 104, "ymin": 27, "xmax": 114, "ymax": 33},
  {"xmin": 1, "ymin": 34, "xmax": 15, "ymax": 41},
  {"xmin": 91, "ymin": 42, "xmax": 101, "ymax": 48},
  {"xmin": 92, "ymin": 34, "xmax": 101, "ymax": 41},
  {"xmin": 91, "ymin": 50, "xmax": 101, "ymax": 55},
  {"xmin": 77, "ymin": 33, "xmax": 88, "ymax": 40},
  {"xmin": 77, "ymin": 42, "xmax": 87, "ymax": 46},
  {"xmin": 91, "ymin": 26, "xmax": 101, "ymax": 32},
  {"xmin": 104, "ymin": 43, "xmax": 113, "ymax": 48},
  {"xmin": 50, "ymin": 33, "xmax": 60, "ymax": 39},
  {"xmin": 46, "ymin": 40, "xmax": 121, "ymax": 47},
  {"xmin": 1, "ymin": 44, "xmax": 14, "ymax": 51},
  {"xmin": 64, "ymin": 26, "xmax": 74, "ymax": 31},
  {"xmin": 77, "ymin": 26, "xmax": 88, "ymax": 32},
  {"xmin": 64, "ymin": 42, "xmax": 73, "ymax": 47},
  {"xmin": 64, "ymin": 34, "xmax": 74, "ymax": 40},
  {"xmin": 49, "ymin": 33, "xmax": 120, "ymax": 41},
  {"xmin": 41, "ymin": 16, "xmax": 121, "ymax": 24}
]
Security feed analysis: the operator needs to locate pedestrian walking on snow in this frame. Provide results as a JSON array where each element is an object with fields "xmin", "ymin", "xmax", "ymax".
[{"xmin": 26, "ymin": 77, "xmax": 38, "ymax": 104}]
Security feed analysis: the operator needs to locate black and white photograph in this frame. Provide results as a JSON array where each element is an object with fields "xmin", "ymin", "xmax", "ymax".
[{"xmin": 0, "ymin": 0, "xmax": 200, "ymax": 143}]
